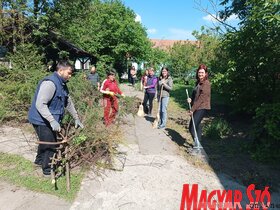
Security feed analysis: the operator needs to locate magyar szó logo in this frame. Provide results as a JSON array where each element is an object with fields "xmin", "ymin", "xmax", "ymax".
[{"xmin": 180, "ymin": 184, "xmax": 271, "ymax": 210}]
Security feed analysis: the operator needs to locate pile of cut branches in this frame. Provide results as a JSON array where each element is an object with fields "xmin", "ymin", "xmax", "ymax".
[{"xmin": 63, "ymin": 72, "xmax": 139, "ymax": 170}]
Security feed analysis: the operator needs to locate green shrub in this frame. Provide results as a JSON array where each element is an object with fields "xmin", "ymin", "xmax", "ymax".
[
  {"xmin": 204, "ymin": 118, "xmax": 232, "ymax": 140},
  {"xmin": 0, "ymin": 44, "xmax": 139, "ymax": 170},
  {"xmin": 252, "ymin": 103, "xmax": 280, "ymax": 140},
  {"xmin": 172, "ymin": 77, "xmax": 184, "ymax": 84},
  {"xmin": 0, "ymin": 43, "xmax": 47, "ymax": 123},
  {"xmin": 250, "ymin": 103, "xmax": 280, "ymax": 162}
]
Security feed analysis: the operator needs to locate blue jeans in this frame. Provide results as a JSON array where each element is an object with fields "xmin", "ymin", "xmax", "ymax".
[{"xmin": 159, "ymin": 96, "xmax": 169, "ymax": 127}]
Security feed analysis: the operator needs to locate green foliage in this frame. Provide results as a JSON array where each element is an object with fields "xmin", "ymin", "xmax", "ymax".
[
  {"xmin": 55, "ymin": 0, "xmax": 151, "ymax": 73},
  {"xmin": 217, "ymin": 0, "xmax": 280, "ymax": 113},
  {"xmin": 250, "ymin": 103, "xmax": 280, "ymax": 162},
  {"xmin": 192, "ymin": 27, "xmax": 222, "ymax": 67},
  {"xmin": 169, "ymin": 41, "xmax": 197, "ymax": 77},
  {"xmin": 73, "ymin": 134, "xmax": 88, "ymax": 145},
  {"xmin": 204, "ymin": 118, "xmax": 232, "ymax": 140},
  {"xmin": 148, "ymin": 47, "xmax": 170, "ymax": 70},
  {"xmin": 169, "ymin": 83, "xmax": 189, "ymax": 109},
  {"xmin": 0, "ymin": 43, "xmax": 47, "ymax": 122},
  {"xmin": 168, "ymin": 27, "xmax": 221, "ymax": 79},
  {"xmin": 253, "ymin": 103, "xmax": 280, "ymax": 140},
  {"xmin": 0, "ymin": 1, "xmax": 31, "ymax": 47},
  {"xmin": 2, "ymin": 0, "xmax": 152, "ymax": 75}
]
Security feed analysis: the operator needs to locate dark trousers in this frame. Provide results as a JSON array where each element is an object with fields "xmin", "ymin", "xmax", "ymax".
[
  {"xmin": 143, "ymin": 92, "xmax": 155, "ymax": 115},
  {"xmin": 131, "ymin": 77, "xmax": 136, "ymax": 86},
  {"xmin": 33, "ymin": 124, "xmax": 57, "ymax": 173},
  {"xmin": 189, "ymin": 109, "xmax": 206, "ymax": 142}
]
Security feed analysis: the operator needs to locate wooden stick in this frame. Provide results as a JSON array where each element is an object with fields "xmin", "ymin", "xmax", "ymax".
[{"xmin": 35, "ymin": 140, "xmax": 68, "ymax": 145}]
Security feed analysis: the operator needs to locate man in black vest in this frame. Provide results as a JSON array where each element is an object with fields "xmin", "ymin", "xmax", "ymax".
[{"xmin": 28, "ymin": 60, "xmax": 84, "ymax": 176}]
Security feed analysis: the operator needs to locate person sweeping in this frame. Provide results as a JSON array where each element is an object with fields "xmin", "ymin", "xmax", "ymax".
[
  {"xmin": 156, "ymin": 67, "xmax": 173, "ymax": 129},
  {"xmin": 100, "ymin": 69, "xmax": 125, "ymax": 126},
  {"xmin": 186, "ymin": 64, "xmax": 211, "ymax": 147}
]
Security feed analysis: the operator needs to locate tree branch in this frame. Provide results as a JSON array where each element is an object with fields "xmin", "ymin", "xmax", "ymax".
[{"xmin": 194, "ymin": 0, "xmax": 238, "ymax": 32}]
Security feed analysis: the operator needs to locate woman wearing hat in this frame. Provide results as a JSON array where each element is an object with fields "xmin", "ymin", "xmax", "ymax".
[{"xmin": 100, "ymin": 69, "xmax": 125, "ymax": 126}]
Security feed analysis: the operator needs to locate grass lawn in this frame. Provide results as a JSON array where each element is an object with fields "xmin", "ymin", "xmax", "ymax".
[{"xmin": 0, "ymin": 152, "xmax": 84, "ymax": 201}]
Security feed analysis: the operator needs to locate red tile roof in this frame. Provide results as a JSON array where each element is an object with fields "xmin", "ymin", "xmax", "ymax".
[{"xmin": 150, "ymin": 39, "xmax": 199, "ymax": 51}]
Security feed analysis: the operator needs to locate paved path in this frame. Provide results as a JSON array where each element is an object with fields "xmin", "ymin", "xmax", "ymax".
[
  {"xmin": 0, "ymin": 180, "xmax": 71, "ymax": 210},
  {"xmin": 70, "ymin": 84, "xmax": 249, "ymax": 210},
  {"xmin": 1, "ymin": 84, "xmax": 279, "ymax": 210}
]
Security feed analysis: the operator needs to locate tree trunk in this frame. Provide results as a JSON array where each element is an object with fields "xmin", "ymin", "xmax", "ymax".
[{"xmin": 33, "ymin": 0, "xmax": 39, "ymax": 19}]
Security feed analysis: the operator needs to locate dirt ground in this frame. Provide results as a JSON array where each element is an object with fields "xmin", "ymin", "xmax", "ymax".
[{"xmin": 167, "ymin": 94, "xmax": 280, "ymax": 194}]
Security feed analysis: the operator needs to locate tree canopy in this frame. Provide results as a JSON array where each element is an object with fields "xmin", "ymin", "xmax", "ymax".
[{"xmin": 1, "ymin": 0, "xmax": 152, "ymax": 74}]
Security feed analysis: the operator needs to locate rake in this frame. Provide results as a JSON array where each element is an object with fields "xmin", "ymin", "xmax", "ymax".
[
  {"xmin": 186, "ymin": 89, "xmax": 203, "ymax": 151},
  {"xmin": 152, "ymin": 85, "xmax": 164, "ymax": 129}
]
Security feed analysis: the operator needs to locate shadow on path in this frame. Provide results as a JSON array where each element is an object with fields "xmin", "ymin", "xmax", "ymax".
[
  {"xmin": 144, "ymin": 115, "xmax": 154, "ymax": 123},
  {"xmin": 164, "ymin": 128, "xmax": 192, "ymax": 149}
]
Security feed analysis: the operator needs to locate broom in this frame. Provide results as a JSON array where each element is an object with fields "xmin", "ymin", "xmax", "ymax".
[
  {"xmin": 186, "ymin": 89, "xmax": 203, "ymax": 150},
  {"xmin": 152, "ymin": 85, "xmax": 164, "ymax": 129},
  {"xmin": 137, "ymin": 89, "xmax": 145, "ymax": 117}
]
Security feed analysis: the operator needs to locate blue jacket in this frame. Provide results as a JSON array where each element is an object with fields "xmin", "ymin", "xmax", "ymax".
[{"xmin": 28, "ymin": 72, "xmax": 69, "ymax": 125}]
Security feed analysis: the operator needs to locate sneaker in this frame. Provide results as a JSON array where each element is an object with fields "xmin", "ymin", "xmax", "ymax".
[
  {"xmin": 43, "ymin": 169, "xmax": 51, "ymax": 176},
  {"xmin": 34, "ymin": 159, "xmax": 42, "ymax": 166},
  {"xmin": 158, "ymin": 125, "xmax": 165, "ymax": 129}
]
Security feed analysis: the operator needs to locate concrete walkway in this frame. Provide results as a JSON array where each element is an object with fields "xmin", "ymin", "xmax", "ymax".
[
  {"xmin": 70, "ymin": 85, "xmax": 244, "ymax": 210},
  {"xmin": 1, "ymin": 84, "xmax": 279, "ymax": 210}
]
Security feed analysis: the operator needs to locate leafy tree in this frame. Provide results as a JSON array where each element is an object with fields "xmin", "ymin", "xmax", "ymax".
[
  {"xmin": 215, "ymin": 0, "xmax": 280, "ymax": 161},
  {"xmin": 192, "ymin": 27, "xmax": 222, "ymax": 69},
  {"xmin": 147, "ymin": 47, "xmax": 169, "ymax": 71},
  {"xmin": 219, "ymin": 0, "xmax": 250, "ymax": 23},
  {"xmin": 168, "ymin": 27, "xmax": 221, "ymax": 78},
  {"xmin": 169, "ymin": 41, "xmax": 197, "ymax": 77},
  {"xmin": 0, "ymin": 1, "xmax": 30, "ymax": 52},
  {"xmin": 54, "ymin": 0, "xmax": 151, "ymax": 74},
  {"xmin": 219, "ymin": 0, "xmax": 280, "ymax": 113}
]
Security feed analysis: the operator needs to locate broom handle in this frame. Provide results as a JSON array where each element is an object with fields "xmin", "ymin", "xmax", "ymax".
[
  {"xmin": 186, "ymin": 89, "xmax": 192, "ymax": 110},
  {"xmin": 186, "ymin": 89, "xmax": 197, "ymax": 133},
  {"xmin": 158, "ymin": 84, "xmax": 164, "ymax": 113}
]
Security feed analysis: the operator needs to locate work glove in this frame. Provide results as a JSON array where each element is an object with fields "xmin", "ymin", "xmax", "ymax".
[
  {"xmin": 75, "ymin": 119, "xmax": 84, "ymax": 129},
  {"xmin": 108, "ymin": 91, "xmax": 115, "ymax": 96},
  {"xmin": 50, "ymin": 120, "xmax": 61, "ymax": 132}
]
